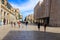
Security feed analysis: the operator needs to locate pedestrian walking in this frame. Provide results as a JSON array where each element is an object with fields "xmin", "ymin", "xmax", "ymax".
[
  {"xmin": 14, "ymin": 22, "xmax": 16, "ymax": 27},
  {"xmin": 11, "ymin": 21, "xmax": 13, "ymax": 27},
  {"xmin": 3, "ymin": 18, "xmax": 6, "ymax": 25},
  {"xmin": 44, "ymin": 22, "xmax": 47, "ymax": 32},
  {"xmin": 25, "ymin": 21, "xmax": 28, "ymax": 27},
  {"xmin": 37, "ymin": 23, "xmax": 40, "ymax": 31},
  {"xmin": 17, "ymin": 21, "xmax": 20, "ymax": 28}
]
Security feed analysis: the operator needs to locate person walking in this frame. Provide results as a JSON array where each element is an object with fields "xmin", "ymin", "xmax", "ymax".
[
  {"xmin": 11, "ymin": 21, "xmax": 13, "ymax": 27},
  {"xmin": 14, "ymin": 22, "xmax": 16, "ymax": 27},
  {"xmin": 37, "ymin": 22, "xmax": 40, "ymax": 31},
  {"xmin": 17, "ymin": 21, "xmax": 20, "ymax": 28},
  {"xmin": 25, "ymin": 21, "xmax": 28, "ymax": 30},
  {"xmin": 44, "ymin": 22, "xmax": 47, "ymax": 32},
  {"xmin": 25, "ymin": 21, "xmax": 28, "ymax": 27}
]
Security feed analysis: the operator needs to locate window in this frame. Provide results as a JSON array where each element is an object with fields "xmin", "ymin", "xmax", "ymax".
[
  {"xmin": 16, "ymin": 17, "xmax": 17, "ymax": 19},
  {"xmin": 7, "ymin": 3, "xmax": 12, "ymax": 10},
  {"xmin": 15, "ymin": 10, "xmax": 16, "ymax": 12},
  {"xmin": 4, "ymin": 12, "xmax": 6, "ymax": 16},
  {"xmin": 1, "ymin": 10, "xmax": 3, "ymax": 13},
  {"xmin": 1, "ymin": 0, "xmax": 4, "ymax": 4},
  {"xmin": 7, "ymin": 13, "xmax": 9, "ymax": 15}
]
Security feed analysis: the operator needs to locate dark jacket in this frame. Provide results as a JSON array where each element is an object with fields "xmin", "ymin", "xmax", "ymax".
[{"xmin": 38, "ymin": 23, "xmax": 40, "ymax": 28}]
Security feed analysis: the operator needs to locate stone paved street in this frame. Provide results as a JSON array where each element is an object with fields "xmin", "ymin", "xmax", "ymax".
[
  {"xmin": 0, "ymin": 23, "xmax": 60, "ymax": 40},
  {"xmin": 1, "ymin": 0, "xmax": 60, "ymax": 40},
  {"xmin": 2, "ymin": 31, "xmax": 60, "ymax": 40}
]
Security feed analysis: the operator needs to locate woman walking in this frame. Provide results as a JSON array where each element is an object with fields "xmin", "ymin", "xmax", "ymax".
[{"xmin": 17, "ymin": 21, "xmax": 20, "ymax": 28}]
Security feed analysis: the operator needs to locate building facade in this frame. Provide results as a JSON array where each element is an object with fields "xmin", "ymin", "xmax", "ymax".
[
  {"xmin": 26, "ymin": 14, "xmax": 34, "ymax": 23},
  {"xmin": 18, "ymin": 13, "xmax": 23, "ymax": 21},
  {"xmin": 0, "ymin": 0, "xmax": 19, "ymax": 25},
  {"xmin": 34, "ymin": 0, "xmax": 60, "ymax": 26},
  {"xmin": 34, "ymin": 1, "xmax": 45, "ymax": 24},
  {"xmin": 34, "ymin": 2, "xmax": 43, "ymax": 23},
  {"xmin": 49, "ymin": 0, "xmax": 60, "ymax": 26}
]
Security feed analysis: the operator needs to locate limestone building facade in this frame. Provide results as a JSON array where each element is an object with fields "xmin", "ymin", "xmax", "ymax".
[
  {"xmin": 0, "ymin": 0, "xmax": 19, "ymax": 25},
  {"xmin": 49, "ymin": 0, "xmax": 60, "ymax": 26},
  {"xmin": 34, "ymin": 0, "xmax": 60, "ymax": 26},
  {"xmin": 26, "ymin": 14, "xmax": 34, "ymax": 23}
]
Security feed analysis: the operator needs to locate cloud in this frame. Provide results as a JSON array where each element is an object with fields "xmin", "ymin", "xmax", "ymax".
[
  {"xmin": 8, "ymin": 0, "xmax": 43, "ymax": 20},
  {"xmin": 9, "ymin": 0, "xmax": 39, "ymax": 11}
]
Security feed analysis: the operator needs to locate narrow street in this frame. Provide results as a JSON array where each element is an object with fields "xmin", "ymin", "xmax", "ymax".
[
  {"xmin": 0, "ymin": 23, "xmax": 60, "ymax": 40},
  {"xmin": 0, "ymin": 0, "xmax": 60, "ymax": 40}
]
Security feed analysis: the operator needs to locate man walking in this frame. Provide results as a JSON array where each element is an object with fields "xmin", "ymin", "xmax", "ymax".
[
  {"xmin": 14, "ymin": 22, "xmax": 16, "ymax": 27},
  {"xmin": 25, "ymin": 21, "xmax": 28, "ymax": 27},
  {"xmin": 37, "ymin": 22, "xmax": 40, "ymax": 31}
]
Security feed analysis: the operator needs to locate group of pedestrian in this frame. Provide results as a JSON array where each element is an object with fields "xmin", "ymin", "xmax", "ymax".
[
  {"xmin": 37, "ymin": 22, "xmax": 47, "ymax": 32},
  {"xmin": 10, "ymin": 20, "xmax": 46, "ymax": 31},
  {"xmin": 11, "ymin": 21, "xmax": 16, "ymax": 27},
  {"xmin": 10, "ymin": 20, "xmax": 21, "ymax": 28},
  {"xmin": 24, "ymin": 21, "xmax": 46, "ymax": 32}
]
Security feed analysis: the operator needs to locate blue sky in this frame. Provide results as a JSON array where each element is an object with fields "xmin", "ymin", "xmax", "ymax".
[{"xmin": 8, "ymin": 0, "xmax": 43, "ymax": 20}]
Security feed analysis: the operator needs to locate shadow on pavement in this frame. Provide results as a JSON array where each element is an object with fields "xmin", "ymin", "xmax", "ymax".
[{"xmin": 2, "ymin": 31, "xmax": 60, "ymax": 40}]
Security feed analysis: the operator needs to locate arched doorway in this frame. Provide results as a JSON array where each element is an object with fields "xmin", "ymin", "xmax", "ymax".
[{"xmin": 3, "ymin": 18, "xmax": 6, "ymax": 25}]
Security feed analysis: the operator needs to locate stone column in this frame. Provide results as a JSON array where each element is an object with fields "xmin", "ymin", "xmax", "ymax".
[
  {"xmin": 5, "ymin": 12, "xmax": 7, "ymax": 24},
  {"xmin": 0, "ymin": 0, "xmax": 1, "ymax": 20},
  {"xmin": 8, "ymin": 13, "xmax": 10, "ymax": 24},
  {"xmin": 2, "ymin": 10, "xmax": 4, "ymax": 25}
]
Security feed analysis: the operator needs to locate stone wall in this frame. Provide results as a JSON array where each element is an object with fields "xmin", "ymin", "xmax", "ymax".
[{"xmin": 49, "ymin": 0, "xmax": 60, "ymax": 26}]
